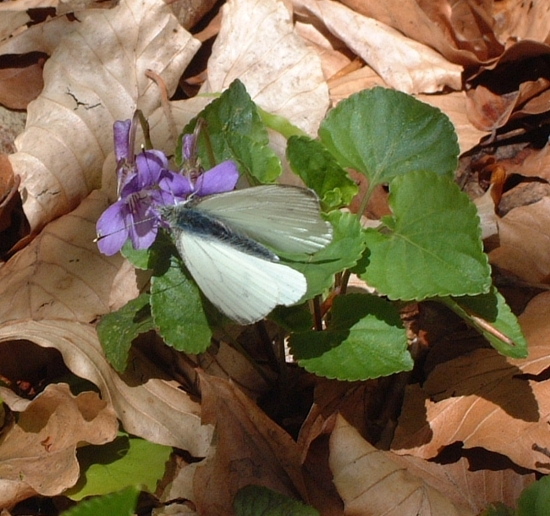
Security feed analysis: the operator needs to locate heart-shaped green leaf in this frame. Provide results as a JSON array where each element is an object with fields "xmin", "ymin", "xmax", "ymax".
[{"xmin": 362, "ymin": 170, "xmax": 491, "ymax": 300}]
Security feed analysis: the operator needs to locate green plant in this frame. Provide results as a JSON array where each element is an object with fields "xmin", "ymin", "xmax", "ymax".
[{"xmin": 97, "ymin": 80, "xmax": 527, "ymax": 383}]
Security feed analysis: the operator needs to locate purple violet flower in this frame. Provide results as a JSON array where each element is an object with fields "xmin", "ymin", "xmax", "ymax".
[{"xmin": 96, "ymin": 121, "xmax": 239, "ymax": 256}]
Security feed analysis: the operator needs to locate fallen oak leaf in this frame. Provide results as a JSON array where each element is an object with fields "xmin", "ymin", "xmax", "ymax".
[{"xmin": 0, "ymin": 383, "xmax": 118, "ymax": 508}]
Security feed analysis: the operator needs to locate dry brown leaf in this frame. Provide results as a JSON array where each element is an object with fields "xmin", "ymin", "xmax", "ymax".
[
  {"xmin": 202, "ymin": 0, "xmax": 329, "ymax": 137},
  {"xmin": 493, "ymin": 0, "xmax": 550, "ymax": 43},
  {"xmin": 392, "ymin": 451, "xmax": 535, "ymax": 514},
  {"xmin": 9, "ymin": 0, "xmax": 200, "ymax": 234},
  {"xmin": 329, "ymin": 415, "xmax": 473, "ymax": 516},
  {"xmin": 298, "ymin": 380, "xmax": 370, "ymax": 461},
  {"xmin": 193, "ymin": 373, "xmax": 308, "ymax": 516},
  {"xmin": 0, "ymin": 382, "xmax": 118, "ymax": 508},
  {"xmin": 0, "ymin": 320, "xmax": 213, "ymax": 455},
  {"xmin": 392, "ymin": 291, "xmax": 550, "ymax": 472},
  {"xmin": 489, "ymin": 197, "xmax": 550, "ymax": 283},
  {"xmin": 294, "ymin": 0, "xmax": 462, "ymax": 94},
  {"xmin": 0, "ymin": 62, "xmax": 44, "ymax": 110},
  {"xmin": 294, "ymin": 20, "xmax": 353, "ymax": 81},
  {"xmin": 507, "ymin": 144, "xmax": 550, "ymax": 181},
  {"xmin": 328, "ymin": 66, "xmax": 388, "ymax": 104},
  {"xmin": 196, "ymin": 341, "xmax": 275, "ymax": 401},
  {"xmin": 0, "ymin": 15, "xmax": 76, "ymax": 57},
  {"xmin": 0, "ymin": 7, "xmax": 30, "ymax": 41},
  {"xmin": 465, "ymin": 40, "xmax": 550, "ymax": 131},
  {"xmin": 0, "ymin": 191, "xmax": 137, "ymax": 324},
  {"xmin": 337, "ymin": 0, "xmax": 503, "ymax": 65}
]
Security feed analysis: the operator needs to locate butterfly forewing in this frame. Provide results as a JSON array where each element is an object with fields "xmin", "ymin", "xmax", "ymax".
[
  {"xmin": 191, "ymin": 185, "xmax": 332, "ymax": 254},
  {"xmin": 173, "ymin": 230, "xmax": 307, "ymax": 324}
]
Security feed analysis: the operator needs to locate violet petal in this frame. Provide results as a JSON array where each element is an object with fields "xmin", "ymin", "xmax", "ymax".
[
  {"xmin": 194, "ymin": 160, "xmax": 239, "ymax": 196},
  {"xmin": 96, "ymin": 202, "xmax": 130, "ymax": 256},
  {"xmin": 113, "ymin": 120, "xmax": 132, "ymax": 163}
]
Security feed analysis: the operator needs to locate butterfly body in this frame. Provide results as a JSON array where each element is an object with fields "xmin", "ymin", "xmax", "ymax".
[{"xmin": 161, "ymin": 204, "xmax": 278, "ymax": 261}]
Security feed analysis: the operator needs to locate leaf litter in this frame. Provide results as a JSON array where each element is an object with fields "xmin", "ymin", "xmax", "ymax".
[{"xmin": 0, "ymin": 0, "xmax": 550, "ymax": 514}]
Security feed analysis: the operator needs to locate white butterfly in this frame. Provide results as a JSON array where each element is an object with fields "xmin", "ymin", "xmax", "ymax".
[{"xmin": 159, "ymin": 185, "xmax": 333, "ymax": 325}]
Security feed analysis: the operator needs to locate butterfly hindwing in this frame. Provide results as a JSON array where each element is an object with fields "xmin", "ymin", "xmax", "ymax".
[{"xmin": 173, "ymin": 229, "xmax": 307, "ymax": 325}]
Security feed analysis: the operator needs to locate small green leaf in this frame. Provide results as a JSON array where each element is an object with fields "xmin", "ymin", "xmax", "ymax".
[
  {"xmin": 290, "ymin": 294, "xmax": 412, "ymax": 380},
  {"xmin": 362, "ymin": 170, "xmax": 491, "ymax": 300},
  {"xmin": 286, "ymin": 135, "xmax": 358, "ymax": 209},
  {"xmin": 479, "ymin": 502, "xmax": 515, "ymax": 516},
  {"xmin": 518, "ymin": 474, "xmax": 550, "ymax": 516},
  {"xmin": 66, "ymin": 433, "xmax": 171, "ymax": 501},
  {"xmin": 318, "ymin": 87, "xmax": 458, "ymax": 187},
  {"xmin": 151, "ymin": 256, "xmax": 212, "ymax": 353},
  {"xmin": 181, "ymin": 79, "xmax": 281, "ymax": 183},
  {"xmin": 61, "ymin": 485, "xmax": 140, "ymax": 516},
  {"xmin": 121, "ymin": 240, "xmax": 150, "ymax": 269},
  {"xmin": 257, "ymin": 106, "xmax": 308, "ymax": 139},
  {"xmin": 234, "ymin": 485, "xmax": 319, "ymax": 516},
  {"xmin": 280, "ymin": 211, "xmax": 367, "ymax": 299},
  {"xmin": 440, "ymin": 287, "xmax": 528, "ymax": 358},
  {"xmin": 97, "ymin": 294, "xmax": 154, "ymax": 373}
]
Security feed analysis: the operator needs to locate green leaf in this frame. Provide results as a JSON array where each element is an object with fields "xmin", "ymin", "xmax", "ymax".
[
  {"xmin": 215, "ymin": 132, "xmax": 281, "ymax": 183},
  {"xmin": 151, "ymin": 256, "xmax": 213, "ymax": 353},
  {"xmin": 518, "ymin": 474, "xmax": 550, "ymax": 516},
  {"xmin": 286, "ymin": 135, "xmax": 358, "ymax": 209},
  {"xmin": 479, "ymin": 502, "xmax": 516, "ymax": 516},
  {"xmin": 257, "ymin": 106, "xmax": 308, "ymax": 139},
  {"xmin": 318, "ymin": 87, "xmax": 458, "ymax": 187},
  {"xmin": 121, "ymin": 231, "xmax": 173, "ymax": 272},
  {"xmin": 280, "ymin": 211, "xmax": 367, "ymax": 299},
  {"xmin": 270, "ymin": 303, "xmax": 315, "ymax": 333},
  {"xmin": 121, "ymin": 240, "xmax": 150, "ymax": 269},
  {"xmin": 97, "ymin": 294, "xmax": 155, "ymax": 373},
  {"xmin": 362, "ymin": 170, "xmax": 491, "ymax": 300},
  {"xmin": 65, "ymin": 433, "xmax": 171, "ymax": 501},
  {"xmin": 181, "ymin": 79, "xmax": 281, "ymax": 183},
  {"xmin": 290, "ymin": 294, "xmax": 412, "ymax": 380},
  {"xmin": 61, "ymin": 486, "xmax": 140, "ymax": 516},
  {"xmin": 234, "ymin": 485, "xmax": 319, "ymax": 516},
  {"xmin": 440, "ymin": 287, "xmax": 528, "ymax": 358}
]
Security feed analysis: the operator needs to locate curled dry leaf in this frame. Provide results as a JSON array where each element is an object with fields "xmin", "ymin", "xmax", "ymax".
[
  {"xmin": 0, "ymin": 191, "xmax": 138, "ymax": 324},
  {"xmin": 0, "ymin": 320, "xmax": 213, "ymax": 456},
  {"xmin": 465, "ymin": 41, "xmax": 550, "ymax": 132},
  {"xmin": 489, "ymin": 197, "xmax": 550, "ymax": 284},
  {"xmin": 393, "ymin": 291, "xmax": 550, "ymax": 473},
  {"xmin": 294, "ymin": 0, "xmax": 462, "ymax": 94},
  {"xmin": 493, "ymin": 0, "xmax": 550, "ymax": 44},
  {"xmin": 330, "ymin": 414, "xmax": 472, "ymax": 516},
  {"xmin": 391, "ymin": 451, "xmax": 535, "ymax": 515},
  {"xmin": 336, "ymin": 0, "xmax": 503, "ymax": 65},
  {"xmin": 0, "ymin": 382, "xmax": 118, "ymax": 508},
  {"xmin": 8, "ymin": 0, "xmax": 200, "ymax": 233},
  {"xmin": 0, "ymin": 15, "xmax": 76, "ymax": 56}
]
